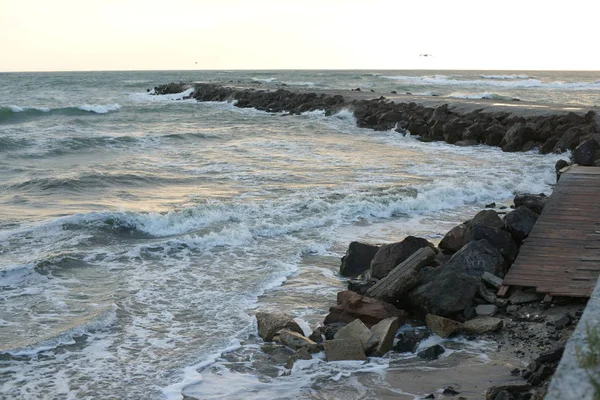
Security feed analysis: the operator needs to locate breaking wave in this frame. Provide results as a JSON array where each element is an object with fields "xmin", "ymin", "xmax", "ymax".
[{"xmin": 0, "ymin": 104, "xmax": 121, "ymax": 123}]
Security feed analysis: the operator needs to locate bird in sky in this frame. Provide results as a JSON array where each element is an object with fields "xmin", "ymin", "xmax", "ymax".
[{"xmin": 419, "ymin": 54, "xmax": 433, "ymax": 57}]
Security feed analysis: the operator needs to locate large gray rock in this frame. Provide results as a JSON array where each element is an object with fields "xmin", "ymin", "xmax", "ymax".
[
  {"xmin": 256, "ymin": 312, "xmax": 303, "ymax": 342},
  {"xmin": 274, "ymin": 330, "xmax": 318, "ymax": 352},
  {"xmin": 365, "ymin": 247, "xmax": 437, "ymax": 302},
  {"xmin": 367, "ymin": 317, "xmax": 402, "ymax": 357},
  {"xmin": 464, "ymin": 225, "xmax": 519, "ymax": 264},
  {"xmin": 370, "ymin": 236, "xmax": 435, "ymax": 279},
  {"xmin": 324, "ymin": 290, "xmax": 407, "ymax": 327},
  {"xmin": 444, "ymin": 239, "xmax": 507, "ymax": 278},
  {"xmin": 426, "ymin": 314, "xmax": 462, "ymax": 338},
  {"xmin": 504, "ymin": 206, "xmax": 539, "ymax": 243},
  {"xmin": 439, "ymin": 224, "xmax": 469, "ymax": 254},
  {"xmin": 573, "ymin": 137, "xmax": 600, "ymax": 166},
  {"xmin": 475, "ymin": 304, "xmax": 498, "ymax": 317},
  {"xmin": 514, "ymin": 193, "xmax": 547, "ymax": 215},
  {"xmin": 408, "ymin": 270, "xmax": 480, "ymax": 317},
  {"xmin": 500, "ymin": 123, "xmax": 533, "ymax": 152},
  {"xmin": 340, "ymin": 241, "xmax": 380, "ymax": 277},
  {"xmin": 462, "ymin": 317, "xmax": 503, "ymax": 334},
  {"xmin": 324, "ymin": 339, "xmax": 367, "ymax": 361},
  {"xmin": 334, "ymin": 318, "xmax": 372, "ymax": 350},
  {"xmin": 469, "ymin": 210, "xmax": 504, "ymax": 230}
]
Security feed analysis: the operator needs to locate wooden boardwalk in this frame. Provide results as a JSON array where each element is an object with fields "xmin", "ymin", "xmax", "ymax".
[{"xmin": 502, "ymin": 166, "xmax": 600, "ymax": 298}]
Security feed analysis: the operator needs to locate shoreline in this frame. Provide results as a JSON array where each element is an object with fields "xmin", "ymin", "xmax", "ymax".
[
  {"xmin": 153, "ymin": 81, "xmax": 599, "ymax": 165},
  {"xmin": 152, "ymin": 82, "xmax": 589, "ymax": 398}
]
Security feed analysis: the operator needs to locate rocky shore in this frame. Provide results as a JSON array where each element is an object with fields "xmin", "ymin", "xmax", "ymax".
[
  {"xmin": 251, "ymin": 193, "xmax": 585, "ymax": 400},
  {"xmin": 153, "ymin": 81, "xmax": 600, "ymax": 166},
  {"xmin": 152, "ymin": 82, "xmax": 591, "ymax": 398}
]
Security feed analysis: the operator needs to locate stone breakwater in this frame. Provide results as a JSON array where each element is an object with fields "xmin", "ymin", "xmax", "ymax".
[{"xmin": 153, "ymin": 82, "xmax": 600, "ymax": 165}]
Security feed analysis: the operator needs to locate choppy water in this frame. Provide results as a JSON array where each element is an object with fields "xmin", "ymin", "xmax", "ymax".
[{"xmin": 0, "ymin": 70, "xmax": 585, "ymax": 399}]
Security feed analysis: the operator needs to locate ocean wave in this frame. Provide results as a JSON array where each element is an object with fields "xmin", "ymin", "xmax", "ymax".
[
  {"xmin": 0, "ymin": 305, "xmax": 116, "ymax": 356},
  {"xmin": 251, "ymin": 77, "xmax": 277, "ymax": 83},
  {"xmin": 6, "ymin": 172, "xmax": 182, "ymax": 192},
  {"xmin": 449, "ymin": 92, "xmax": 513, "ymax": 100},
  {"xmin": 0, "ymin": 104, "xmax": 121, "ymax": 123},
  {"xmin": 379, "ymin": 75, "xmax": 600, "ymax": 90},
  {"xmin": 131, "ymin": 88, "xmax": 195, "ymax": 103},
  {"xmin": 481, "ymin": 74, "xmax": 532, "ymax": 80}
]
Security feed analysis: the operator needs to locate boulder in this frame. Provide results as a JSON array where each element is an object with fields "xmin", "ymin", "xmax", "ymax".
[
  {"xmin": 444, "ymin": 240, "xmax": 507, "ymax": 278},
  {"xmin": 573, "ymin": 137, "xmax": 600, "ymax": 166},
  {"xmin": 324, "ymin": 290, "xmax": 407, "ymax": 327},
  {"xmin": 462, "ymin": 317, "xmax": 503, "ymax": 334},
  {"xmin": 555, "ymin": 159, "xmax": 570, "ymax": 175},
  {"xmin": 540, "ymin": 136, "xmax": 559, "ymax": 154},
  {"xmin": 469, "ymin": 210, "xmax": 504, "ymax": 230},
  {"xmin": 462, "ymin": 123, "xmax": 486, "ymax": 142},
  {"xmin": 408, "ymin": 269, "xmax": 480, "ymax": 317},
  {"xmin": 370, "ymin": 236, "xmax": 435, "ymax": 279},
  {"xmin": 484, "ymin": 124, "xmax": 506, "ymax": 147},
  {"xmin": 274, "ymin": 330, "xmax": 318, "ymax": 352},
  {"xmin": 340, "ymin": 242, "xmax": 380, "ymax": 277},
  {"xmin": 365, "ymin": 247, "xmax": 437, "ymax": 302},
  {"xmin": 256, "ymin": 312, "xmax": 304, "ymax": 342},
  {"xmin": 477, "ymin": 282, "xmax": 498, "ymax": 304},
  {"xmin": 333, "ymin": 318, "xmax": 372, "ymax": 350},
  {"xmin": 443, "ymin": 119, "xmax": 471, "ymax": 144},
  {"xmin": 319, "ymin": 323, "xmax": 346, "ymax": 340},
  {"xmin": 426, "ymin": 314, "xmax": 462, "ymax": 338},
  {"xmin": 417, "ymin": 344, "xmax": 445, "ymax": 360},
  {"xmin": 367, "ymin": 317, "xmax": 402, "ymax": 356},
  {"xmin": 514, "ymin": 193, "xmax": 547, "ymax": 215},
  {"xmin": 481, "ymin": 272, "xmax": 503, "ymax": 289},
  {"xmin": 324, "ymin": 338, "xmax": 367, "ymax": 361},
  {"xmin": 500, "ymin": 123, "xmax": 533, "ymax": 152},
  {"xmin": 504, "ymin": 206, "xmax": 539, "ymax": 243},
  {"xmin": 439, "ymin": 224, "xmax": 469, "ymax": 254},
  {"xmin": 464, "ymin": 225, "xmax": 519, "ymax": 264},
  {"xmin": 554, "ymin": 126, "xmax": 584, "ymax": 152}
]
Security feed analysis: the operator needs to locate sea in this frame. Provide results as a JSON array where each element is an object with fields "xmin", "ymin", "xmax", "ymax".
[{"xmin": 0, "ymin": 70, "xmax": 598, "ymax": 399}]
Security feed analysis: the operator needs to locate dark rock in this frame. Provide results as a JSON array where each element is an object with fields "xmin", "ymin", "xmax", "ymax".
[
  {"xmin": 443, "ymin": 119, "xmax": 471, "ymax": 144},
  {"xmin": 573, "ymin": 137, "xmax": 600, "ymax": 166},
  {"xmin": 153, "ymin": 82, "xmax": 189, "ymax": 95},
  {"xmin": 443, "ymin": 387, "xmax": 460, "ymax": 396},
  {"xmin": 540, "ymin": 136, "xmax": 559, "ymax": 154},
  {"xmin": 439, "ymin": 224, "xmax": 469, "ymax": 254},
  {"xmin": 370, "ymin": 236, "xmax": 436, "ymax": 279},
  {"xmin": 444, "ymin": 239, "xmax": 507, "ymax": 278},
  {"xmin": 319, "ymin": 323, "xmax": 346, "ymax": 340},
  {"xmin": 464, "ymin": 306, "xmax": 477, "ymax": 320},
  {"xmin": 347, "ymin": 279, "xmax": 377, "ymax": 295},
  {"xmin": 285, "ymin": 348, "xmax": 312, "ymax": 369},
  {"xmin": 324, "ymin": 290, "xmax": 407, "ymax": 327},
  {"xmin": 535, "ymin": 346, "xmax": 564, "ymax": 364},
  {"xmin": 340, "ymin": 241, "xmax": 380, "ymax": 277},
  {"xmin": 463, "ymin": 123, "xmax": 486, "ymax": 141},
  {"xmin": 504, "ymin": 206, "xmax": 539, "ymax": 243},
  {"xmin": 256, "ymin": 312, "xmax": 303, "ymax": 342},
  {"xmin": 514, "ymin": 193, "xmax": 547, "ymax": 215},
  {"xmin": 465, "ymin": 224, "xmax": 519, "ymax": 264},
  {"xmin": 417, "ymin": 344, "xmax": 445, "ymax": 360},
  {"xmin": 469, "ymin": 210, "xmax": 504, "ymax": 230},
  {"xmin": 482, "ymin": 272, "xmax": 503, "ymax": 289},
  {"xmin": 484, "ymin": 124, "xmax": 506, "ymax": 147},
  {"xmin": 308, "ymin": 330, "xmax": 324, "ymax": 343},
  {"xmin": 486, "ymin": 384, "xmax": 531, "ymax": 400},
  {"xmin": 485, "ymin": 202, "xmax": 497, "ymax": 208},
  {"xmin": 408, "ymin": 269, "xmax": 480, "ymax": 317},
  {"xmin": 500, "ymin": 123, "xmax": 533, "ymax": 152},
  {"xmin": 554, "ymin": 126, "xmax": 584, "ymax": 152},
  {"xmin": 393, "ymin": 329, "xmax": 430, "ymax": 353}
]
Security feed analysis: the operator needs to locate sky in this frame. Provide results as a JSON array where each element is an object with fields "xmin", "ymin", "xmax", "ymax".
[{"xmin": 1, "ymin": 0, "xmax": 599, "ymax": 72}]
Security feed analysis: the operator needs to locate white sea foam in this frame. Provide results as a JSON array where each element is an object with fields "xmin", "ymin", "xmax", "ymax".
[
  {"xmin": 77, "ymin": 103, "xmax": 122, "ymax": 113},
  {"xmin": 251, "ymin": 77, "xmax": 277, "ymax": 83},
  {"xmin": 481, "ymin": 74, "xmax": 531, "ymax": 80}
]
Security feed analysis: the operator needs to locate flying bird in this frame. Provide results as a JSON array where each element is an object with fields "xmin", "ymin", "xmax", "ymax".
[{"xmin": 419, "ymin": 54, "xmax": 434, "ymax": 57}]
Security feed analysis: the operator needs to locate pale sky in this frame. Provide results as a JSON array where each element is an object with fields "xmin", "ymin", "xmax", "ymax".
[{"xmin": 1, "ymin": 0, "xmax": 599, "ymax": 72}]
